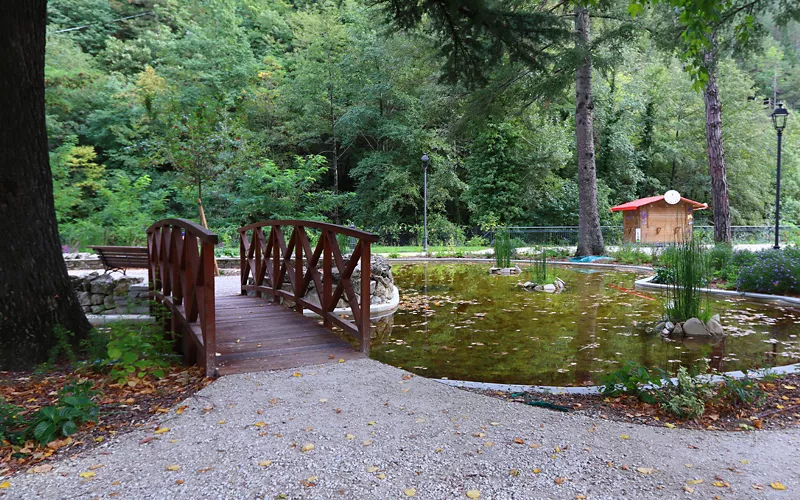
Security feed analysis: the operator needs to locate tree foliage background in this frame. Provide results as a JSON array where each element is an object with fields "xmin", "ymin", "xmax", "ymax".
[{"xmin": 46, "ymin": 0, "xmax": 800, "ymax": 247}]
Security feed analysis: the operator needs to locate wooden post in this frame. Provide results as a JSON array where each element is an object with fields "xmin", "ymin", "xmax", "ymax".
[
  {"xmin": 295, "ymin": 227, "xmax": 304, "ymax": 315},
  {"xmin": 201, "ymin": 240, "xmax": 216, "ymax": 377},
  {"xmin": 198, "ymin": 198, "xmax": 220, "ymax": 276},
  {"xmin": 359, "ymin": 240, "xmax": 371, "ymax": 353},
  {"xmin": 272, "ymin": 227, "xmax": 280, "ymax": 304},
  {"xmin": 253, "ymin": 229, "xmax": 261, "ymax": 298},
  {"xmin": 240, "ymin": 229, "xmax": 248, "ymax": 296},
  {"xmin": 323, "ymin": 230, "xmax": 332, "ymax": 328}
]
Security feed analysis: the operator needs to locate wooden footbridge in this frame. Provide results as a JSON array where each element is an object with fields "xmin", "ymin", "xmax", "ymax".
[{"xmin": 146, "ymin": 219, "xmax": 378, "ymax": 377}]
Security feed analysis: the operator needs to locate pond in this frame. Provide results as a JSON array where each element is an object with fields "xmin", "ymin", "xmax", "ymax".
[{"xmin": 370, "ymin": 263, "xmax": 800, "ymax": 386}]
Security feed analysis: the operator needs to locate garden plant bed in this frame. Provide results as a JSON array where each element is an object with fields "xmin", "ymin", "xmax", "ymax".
[
  {"xmin": 465, "ymin": 372, "xmax": 800, "ymax": 432},
  {"xmin": 0, "ymin": 366, "xmax": 211, "ymax": 476}
]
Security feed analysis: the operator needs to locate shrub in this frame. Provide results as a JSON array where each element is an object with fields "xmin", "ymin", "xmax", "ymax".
[
  {"xmin": 736, "ymin": 247, "xmax": 800, "ymax": 295},
  {"xmin": 660, "ymin": 364, "xmax": 712, "ymax": 419},
  {"xmin": 716, "ymin": 375, "xmax": 765, "ymax": 409},
  {"xmin": 0, "ymin": 399, "xmax": 25, "ymax": 445},
  {"xmin": 599, "ymin": 362, "xmax": 664, "ymax": 404},
  {"xmin": 29, "ymin": 382, "xmax": 99, "ymax": 445},
  {"xmin": 612, "ymin": 244, "xmax": 651, "ymax": 265},
  {"xmin": 100, "ymin": 323, "xmax": 174, "ymax": 383},
  {"xmin": 388, "ymin": 252, "xmax": 400, "ymax": 259},
  {"xmin": 465, "ymin": 235, "xmax": 488, "ymax": 247}
]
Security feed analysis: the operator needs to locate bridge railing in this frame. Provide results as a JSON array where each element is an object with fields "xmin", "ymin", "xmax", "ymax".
[
  {"xmin": 238, "ymin": 220, "xmax": 379, "ymax": 352},
  {"xmin": 147, "ymin": 218, "xmax": 218, "ymax": 376}
]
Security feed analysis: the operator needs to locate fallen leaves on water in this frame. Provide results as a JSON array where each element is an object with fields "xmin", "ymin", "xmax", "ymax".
[{"xmin": 771, "ymin": 482, "xmax": 787, "ymax": 490}]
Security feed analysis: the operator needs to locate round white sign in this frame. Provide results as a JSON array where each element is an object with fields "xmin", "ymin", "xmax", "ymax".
[{"xmin": 664, "ymin": 190, "xmax": 681, "ymax": 205}]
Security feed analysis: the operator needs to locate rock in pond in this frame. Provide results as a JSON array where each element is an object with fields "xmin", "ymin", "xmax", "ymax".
[
  {"xmin": 706, "ymin": 318, "xmax": 725, "ymax": 336},
  {"xmin": 682, "ymin": 317, "xmax": 711, "ymax": 337}
]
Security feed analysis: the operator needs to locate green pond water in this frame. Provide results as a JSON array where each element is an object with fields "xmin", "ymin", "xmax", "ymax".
[{"xmin": 370, "ymin": 263, "xmax": 800, "ymax": 386}]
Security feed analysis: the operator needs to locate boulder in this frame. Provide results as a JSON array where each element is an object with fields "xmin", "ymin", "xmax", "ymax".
[
  {"xmin": 90, "ymin": 274, "xmax": 114, "ymax": 295},
  {"xmin": 706, "ymin": 318, "xmax": 725, "ymax": 336},
  {"xmin": 682, "ymin": 317, "xmax": 710, "ymax": 337},
  {"xmin": 711, "ymin": 314, "xmax": 721, "ymax": 323},
  {"xmin": 542, "ymin": 284, "xmax": 557, "ymax": 293},
  {"xmin": 672, "ymin": 322, "xmax": 683, "ymax": 338},
  {"xmin": 77, "ymin": 291, "xmax": 91, "ymax": 306},
  {"xmin": 665, "ymin": 321, "xmax": 674, "ymax": 331}
]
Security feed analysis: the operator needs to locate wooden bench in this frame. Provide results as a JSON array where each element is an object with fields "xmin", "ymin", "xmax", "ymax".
[{"xmin": 89, "ymin": 246, "xmax": 149, "ymax": 274}]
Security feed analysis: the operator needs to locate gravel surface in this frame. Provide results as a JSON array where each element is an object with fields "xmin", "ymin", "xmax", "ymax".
[{"xmin": 5, "ymin": 359, "xmax": 799, "ymax": 499}]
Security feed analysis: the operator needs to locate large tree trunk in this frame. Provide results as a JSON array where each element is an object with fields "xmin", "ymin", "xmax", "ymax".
[
  {"xmin": 574, "ymin": 7, "xmax": 604, "ymax": 256},
  {"xmin": 0, "ymin": 0, "xmax": 91, "ymax": 370},
  {"xmin": 703, "ymin": 63, "xmax": 732, "ymax": 244}
]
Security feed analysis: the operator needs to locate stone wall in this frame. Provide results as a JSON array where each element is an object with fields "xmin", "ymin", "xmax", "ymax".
[{"xmin": 70, "ymin": 273, "xmax": 149, "ymax": 315}]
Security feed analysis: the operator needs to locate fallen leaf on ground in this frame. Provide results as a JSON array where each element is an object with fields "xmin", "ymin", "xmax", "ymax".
[
  {"xmin": 217, "ymin": 420, "xmax": 226, "ymax": 425},
  {"xmin": 176, "ymin": 405, "xmax": 188, "ymax": 414},
  {"xmin": 31, "ymin": 464, "xmax": 53, "ymax": 473},
  {"xmin": 363, "ymin": 440, "xmax": 374, "ymax": 446},
  {"xmin": 532, "ymin": 469, "xmax": 541, "ymax": 474},
  {"xmin": 165, "ymin": 465, "xmax": 180, "ymax": 471},
  {"xmin": 253, "ymin": 421, "xmax": 267, "ymax": 428},
  {"xmin": 770, "ymin": 482, "xmax": 787, "ymax": 490},
  {"xmin": 752, "ymin": 484, "xmax": 764, "ymax": 490},
  {"xmin": 345, "ymin": 434, "xmax": 355, "ymax": 440},
  {"xmin": 683, "ymin": 486, "xmax": 694, "ymax": 494},
  {"xmin": 175, "ymin": 479, "xmax": 184, "ymax": 485},
  {"xmin": 513, "ymin": 438, "xmax": 525, "ymax": 444},
  {"xmin": 292, "ymin": 372, "xmax": 302, "ymax": 377},
  {"xmin": 0, "ymin": 482, "xmax": 9, "ymax": 489},
  {"xmin": 367, "ymin": 466, "xmax": 379, "ymax": 473},
  {"xmin": 377, "ymin": 473, "xmax": 386, "ymax": 479},
  {"xmin": 619, "ymin": 434, "xmax": 629, "ymax": 440},
  {"xmin": 79, "ymin": 471, "xmax": 96, "ymax": 479},
  {"xmin": 197, "ymin": 467, "xmax": 213, "ymax": 473},
  {"xmin": 301, "ymin": 444, "xmax": 314, "ymax": 452},
  {"xmin": 154, "ymin": 427, "xmax": 170, "ymax": 434},
  {"xmin": 636, "ymin": 467, "xmax": 655, "ymax": 474},
  {"xmin": 404, "ymin": 488, "xmax": 416, "ymax": 496},
  {"xmin": 686, "ymin": 479, "xmax": 704, "ymax": 485},
  {"xmin": 258, "ymin": 460, "xmax": 272, "ymax": 467},
  {"xmin": 367, "ymin": 421, "xmax": 377, "ymax": 426},
  {"xmin": 664, "ymin": 423, "xmax": 676, "ymax": 429},
  {"xmin": 338, "ymin": 359, "xmax": 345, "ymax": 363},
  {"xmin": 712, "ymin": 480, "xmax": 729, "ymax": 487},
  {"xmin": 89, "ymin": 464, "xmax": 104, "ymax": 470},
  {"xmin": 554, "ymin": 477, "xmax": 568, "ymax": 485},
  {"xmin": 466, "ymin": 490, "xmax": 480, "ymax": 498}
]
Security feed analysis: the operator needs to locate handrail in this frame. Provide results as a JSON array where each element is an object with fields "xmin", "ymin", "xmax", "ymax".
[
  {"xmin": 239, "ymin": 219, "xmax": 379, "ymax": 242},
  {"xmin": 147, "ymin": 218, "xmax": 219, "ymax": 244},
  {"xmin": 147, "ymin": 218, "xmax": 217, "ymax": 376},
  {"xmin": 238, "ymin": 220, "xmax": 376, "ymax": 352}
]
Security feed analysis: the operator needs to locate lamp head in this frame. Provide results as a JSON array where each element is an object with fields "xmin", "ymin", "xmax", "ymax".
[{"xmin": 771, "ymin": 103, "xmax": 789, "ymax": 131}]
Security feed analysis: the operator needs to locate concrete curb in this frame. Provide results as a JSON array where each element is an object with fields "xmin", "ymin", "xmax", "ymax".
[
  {"xmin": 435, "ymin": 362, "xmax": 800, "ymax": 395},
  {"xmin": 302, "ymin": 285, "xmax": 400, "ymax": 319},
  {"xmin": 634, "ymin": 275, "xmax": 800, "ymax": 306},
  {"xmin": 86, "ymin": 314, "xmax": 155, "ymax": 326}
]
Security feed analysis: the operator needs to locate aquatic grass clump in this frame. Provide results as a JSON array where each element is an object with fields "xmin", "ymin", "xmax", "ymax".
[
  {"xmin": 663, "ymin": 239, "xmax": 711, "ymax": 323},
  {"xmin": 530, "ymin": 246, "xmax": 557, "ymax": 283},
  {"xmin": 493, "ymin": 228, "xmax": 513, "ymax": 268},
  {"xmin": 736, "ymin": 247, "xmax": 800, "ymax": 295}
]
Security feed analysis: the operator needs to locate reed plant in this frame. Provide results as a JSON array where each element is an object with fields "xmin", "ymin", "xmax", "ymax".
[
  {"xmin": 493, "ymin": 228, "xmax": 513, "ymax": 268},
  {"xmin": 531, "ymin": 246, "xmax": 556, "ymax": 283},
  {"xmin": 663, "ymin": 238, "xmax": 711, "ymax": 323}
]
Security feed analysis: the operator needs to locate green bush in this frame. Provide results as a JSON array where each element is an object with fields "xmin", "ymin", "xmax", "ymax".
[
  {"xmin": 0, "ymin": 399, "xmax": 25, "ymax": 445},
  {"xmin": 736, "ymin": 247, "xmax": 800, "ymax": 295},
  {"xmin": 84, "ymin": 323, "xmax": 175, "ymax": 383},
  {"xmin": 388, "ymin": 252, "xmax": 400, "ymax": 258},
  {"xmin": 612, "ymin": 244, "xmax": 651, "ymax": 265},
  {"xmin": 660, "ymin": 364, "xmax": 712, "ymax": 419},
  {"xmin": 29, "ymin": 382, "xmax": 99, "ymax": 445},
  {"xmin": 599, "ymin": 361, "xmax": 664, "ymax": 404},
  {"xmin": 716, "ymin": 375, "xmax": 765, "ymax": 409},
  {"xmin": 465, "ymin": 235, "xmax": 488, "ymax": 247}
]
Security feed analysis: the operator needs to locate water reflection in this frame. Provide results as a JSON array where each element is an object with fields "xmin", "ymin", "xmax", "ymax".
[{"xmin": 369, "ymin": 263, "xmax": 800, "ymax": 386}]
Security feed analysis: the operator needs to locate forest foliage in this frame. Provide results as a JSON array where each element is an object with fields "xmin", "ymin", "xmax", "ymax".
[{"xmin": 45, "ymin": 0, "xmax": 800, "ymax": 249}]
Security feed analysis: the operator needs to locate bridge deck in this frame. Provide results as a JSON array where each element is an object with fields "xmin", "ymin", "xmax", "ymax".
[{"xmin": 210, "ymin": 295, "xmax": 364, "ymax": 376}]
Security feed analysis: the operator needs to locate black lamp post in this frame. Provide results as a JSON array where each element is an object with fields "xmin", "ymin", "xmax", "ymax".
[
  {"xmin": 421, "ymin": 154, "xmax": 429, "ymax": 254},
  {"xmin": 770, "ymin": 103, "xmax": 789, "ymax": 249}
]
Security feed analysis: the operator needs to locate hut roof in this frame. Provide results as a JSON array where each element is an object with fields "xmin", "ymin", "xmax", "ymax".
[{"xmin": 610, "ymin": 195, "xmax": 708, "ymax": 212}]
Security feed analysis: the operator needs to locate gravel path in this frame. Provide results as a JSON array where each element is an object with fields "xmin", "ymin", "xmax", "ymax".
[{"xmin": 5, "ymin": 359, "xmax": 799, "ymax": 499}]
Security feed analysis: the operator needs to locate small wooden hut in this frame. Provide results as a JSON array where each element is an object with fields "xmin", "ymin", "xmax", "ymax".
[{"xmin": 610, "ymin": 194, "xmax": 708, "ymax": 244}]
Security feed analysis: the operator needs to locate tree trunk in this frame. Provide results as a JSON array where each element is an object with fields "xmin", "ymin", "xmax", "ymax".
[
  {"xmin": 703, "ymin": 63, "xmax": 732, "ymax": 244},
  {"xmin": 574, "ymin": 7, "xmax": 604, "ymax": 256},
  {"xmin": 0, "ymin": 0, "xmax": 91, "ymax": 369}
]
